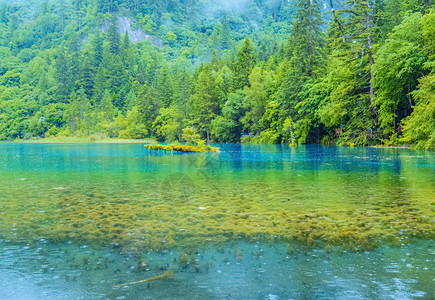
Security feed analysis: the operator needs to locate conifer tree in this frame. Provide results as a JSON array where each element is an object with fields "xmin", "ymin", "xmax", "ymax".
[
  {"xmin": 189, "ymin": 63, "xmax": 218, "ymax": 142},
  {"xmin": 92, "ymin": 32, "xmax": 104, "ymax": 68},
  {"xmin": 156, "ymin": 64, "xmax": 174, "ymax": 108},
  {"xmin": 76, "ymin": 53, "xmax": 95, "ymax": 98},
  {"xmin": 316, "ymin": 0, "xmax": 380, "ymax": 144},
  {"xmin": 373, "ymin": 13, "xmax": 426, "ymax": 135},
  {"xmin": 107, "ymin": 19, "xmax": 120, "ymax": 55},
  {"xmin": 276, "ymin": 0, "xmax": 326, "ymax": 141},
  {"xmin": 338, "ymin": 0, "xmax": 378, "ymax": 112},
  {"xmin": 55, "ymin": 49, "xmax": 72, "ymax": 103},
  {"xmin": 232, "ymin": 37, "xmax": 256, "ymax": 91}
]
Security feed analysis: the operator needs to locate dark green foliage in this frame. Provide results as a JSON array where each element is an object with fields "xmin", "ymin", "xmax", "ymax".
[
  {"xmin": 211, "ymin": 91, "xmax": 244, "ymax": 142},
  {"xmin": 232, "ymin": 38, "xmax": 256, "ymax": 91},
  {"xmin": 107, "ymin": 20, "xmax": 121, "ymax": 55},
  {"xmin": 401, "ymin": 9, "xmax": 435, "ymax": 150},
  {"xmin": 276, "ymin": 0, "xmax": 326, "ymax": 140},
  {"xmin": 373, "ymin": 13, "xmax": 426, "ymax": 135}
]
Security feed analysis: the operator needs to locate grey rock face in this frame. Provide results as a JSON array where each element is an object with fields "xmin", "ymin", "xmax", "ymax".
[{"xmin": 101, "ymin": 17, "xmax": 163, "ymax": 48}]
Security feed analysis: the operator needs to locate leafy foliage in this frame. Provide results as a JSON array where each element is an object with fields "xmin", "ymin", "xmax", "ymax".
[{"xmin": 0, "ymin": 0, "xmax": 433, "ymax": 149}]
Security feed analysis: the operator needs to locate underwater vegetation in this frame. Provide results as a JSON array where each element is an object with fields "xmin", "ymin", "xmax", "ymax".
[
  {"xmin": 0, "ymin": 169, "xmax": 433, "ymax": 257},
  {"xmin": 0, "ymin": 144, "xmax": 434, "ymax": 265}
]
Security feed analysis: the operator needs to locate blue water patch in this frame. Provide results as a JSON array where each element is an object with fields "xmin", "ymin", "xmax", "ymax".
[{"xmin": 0, "ymin": 143, "xmax": 433, "ymax": 173}]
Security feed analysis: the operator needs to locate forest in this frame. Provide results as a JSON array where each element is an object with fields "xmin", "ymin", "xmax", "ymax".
[{"xmin": 0, "ymin": 0, "xmax": 434, "ymax": 149}]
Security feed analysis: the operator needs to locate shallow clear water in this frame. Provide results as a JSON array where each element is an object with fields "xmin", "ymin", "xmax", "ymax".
[{"xmin": 0, "ymin": 143, "xmax": 434, "ymax": 299}]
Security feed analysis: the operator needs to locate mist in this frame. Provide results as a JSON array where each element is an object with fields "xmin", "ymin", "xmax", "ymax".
[
  {"xmin": 200, "ymin": 0, "xmax": 284, "ymax": 18},
  {"xmin": 200, "ymin": 0, "xmax": 249, "ymax": 18}
]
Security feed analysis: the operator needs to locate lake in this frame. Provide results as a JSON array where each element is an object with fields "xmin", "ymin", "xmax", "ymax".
[{"xmin": 0, "ymin": 143, "xmax": 434, "ymax": 299}]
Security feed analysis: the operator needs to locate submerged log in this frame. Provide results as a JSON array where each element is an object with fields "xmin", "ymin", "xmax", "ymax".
[{"xmin": 146, "ymin": 144, "xmax": 219, "ymax": 153}]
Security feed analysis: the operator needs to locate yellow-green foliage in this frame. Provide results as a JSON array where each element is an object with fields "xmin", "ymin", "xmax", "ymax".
[
  {"xmin": 146, "ymin": 144, "xmax": 219, "ymax": 153},
  {"xmin": 182, "ymin": 128, "xmax": 201, "ymax": 145},
  {"xmin": 0, "ymin": 163, "xmax": 433, "ymax": 255}
]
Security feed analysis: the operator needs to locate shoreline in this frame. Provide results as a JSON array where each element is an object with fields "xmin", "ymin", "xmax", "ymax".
[{"xmin": 0, "ymin": 138, "xmax": 422, "ymax": 150}]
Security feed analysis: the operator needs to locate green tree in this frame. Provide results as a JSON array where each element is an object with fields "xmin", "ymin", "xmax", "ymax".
[
  {"xmin": 373, "ymin": 13, "xmax": 426, "ymax": 135},
  {"xmin": 55, "ymin": 49, "xmax": 73, "ymax": 103},
  {"xmin": 118, "ymin": 106, "xmax": 149, "ymax": 139},
  {"xmin": 275, "ymin": 0, "xmax": 326, "ymax": 140},
  {"xmin": 136, "ymin": 13, "xmax": 156, "ymax": 33},
  {"xmin": 136, "ymin": 86, "xmax": 162, "ymax": 136},
  {"xmin": 189, "ymin": 63, "xmax": 218, "ymax": 142},
  {"xmin": 152, "ymin": 104, "xmax": 184, "ymax": 141},
  {"xmin": 107, "ymin": 19, "xmax": 120, "ymax": 55},
  {"xmin": 65, "ymin": 88, "xmax": 92, "ymax": 135},
  {"xmin": 211, "ymin": 91, "xmax": 244, "ymax": 142},
  {"xmin": 156, "ymin": 64, "xmax": 174, "ymax": 107},
  {"xmin": 337, "ymin": 0, "xmax": 378, "ymax": 114},
  {"xmin": 401, "ymin": 9, "xmax": 435, "ymax": 149},
  {"xmin": 92, "ymin": 32, "xmax": 104, "ymax": 68},
  {"xmin": 241, "ymin": 67, "xmax": 276, "ymax": 134},
  {"xmin": 401, "ymin": 73, "xmax": 435, "ymax": 150},
  {"xmin": 76, "ymin": 52, "xmax": 95, "ymax": 97},
  {"xmin": 316, "ymin": 0, "xmax": 379, "ymax": 145}
]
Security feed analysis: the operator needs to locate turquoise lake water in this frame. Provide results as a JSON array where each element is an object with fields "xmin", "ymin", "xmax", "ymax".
[{"xmin": 0, "ymin": 143, "xmax": 433, "ymax": 299}]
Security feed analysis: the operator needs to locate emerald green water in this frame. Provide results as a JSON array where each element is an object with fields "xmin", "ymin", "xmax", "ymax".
[{"xmin": 0, "ymin": 143, "xmax": 434, "ymax": 299}]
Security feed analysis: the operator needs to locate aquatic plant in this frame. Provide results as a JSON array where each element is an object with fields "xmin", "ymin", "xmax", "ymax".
[
  {"xmin": 137, "ymin": 258, "xmax": 147, "ymax": 271},
  {"xmin": 234, "ymin": 249, "xmax": 243, "ymax": 262},
  {"xmin": 286, "ymin": 244, "xmax": 296, "ymax": 256},
  {"xmin": 0, "ymin": 165, "xmax": 433, "ymax": 258},
  {"xmin": 204, "ymin": 261, "xmax": 212, "ymax": 272},
  {"xmin": 178, "ymin": 253, "xmax": 190, "ymax": 269}
]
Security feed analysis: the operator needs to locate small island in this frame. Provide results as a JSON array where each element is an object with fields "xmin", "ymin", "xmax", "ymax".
[
  {"xmin": 146, "ymin": 128, "xmax": 219, "ymax": 153},
  {"xmin": 146, "ymin": 143, "xmax": 219, "ymax": 153}
]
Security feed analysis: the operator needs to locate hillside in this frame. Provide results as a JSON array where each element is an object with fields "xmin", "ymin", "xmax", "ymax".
[{"xmin": 0, "ymin": 0, "xmax": 434, "ymax": 149}]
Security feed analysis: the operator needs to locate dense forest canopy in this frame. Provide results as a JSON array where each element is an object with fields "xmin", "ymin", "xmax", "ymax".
[{"xmin": 0, "ymin": 0, "xmax": 434, "ymax": 149}]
